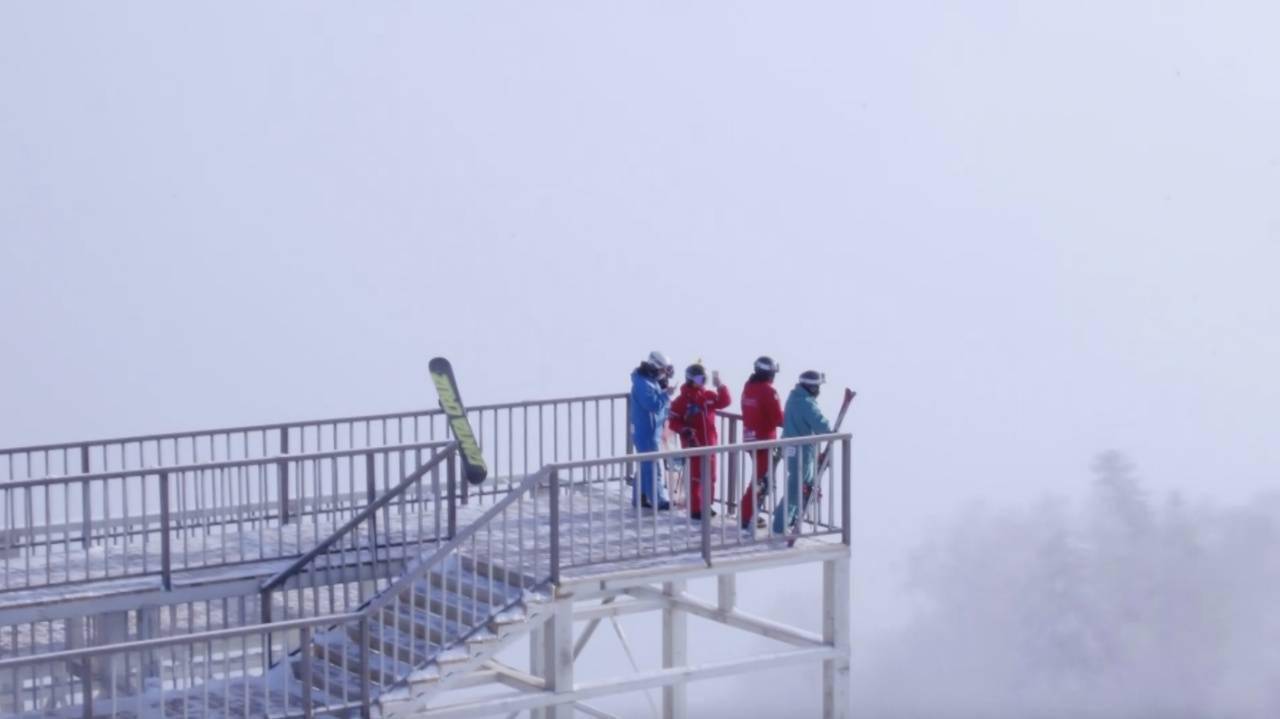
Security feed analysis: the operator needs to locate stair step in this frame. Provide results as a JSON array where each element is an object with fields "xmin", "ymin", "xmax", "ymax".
[
  {"xmin": 399, "ymin": 581, "xmax": 509, "ymax": 626},
  {"xmin": 348, "ymin": 619, "xmax": 440, "ymax": 666},
  {"xmin": 310, "ymin": 633, "xmax": 413, "ymax": 685},
  {"xmin": 375, "ymin": 602, "xmax": 469, "ymax": 646},
  {"xmin": 424, "ymin": 562, "xmax": 523, "ymax": 607},
  {"xmin": 298, "ymin": 655, "xmax": 367, "ymax": 705},
  {"xmin": 457, "ymin": 554, "xmax": 540, "ymax": 590}
]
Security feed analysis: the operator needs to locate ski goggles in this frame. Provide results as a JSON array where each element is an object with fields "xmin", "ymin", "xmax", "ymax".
[
  {"xmin": 798, "ymin": 372, "xmax": 826, "ymax": 387},
  {"xmin": 689, "ymin": 374, "xmax": 706, "ymax": 385}
]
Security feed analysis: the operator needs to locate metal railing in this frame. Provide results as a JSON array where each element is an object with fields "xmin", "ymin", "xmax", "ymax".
[
  {"xmin": 0, "ymin": 442, "xmax": 451, "ymax": 593},
  {"xmin": 0, "ymin": 384, "xmax": 855, "ymax": 718},
  {"xmin": 0, "ymin": 430, "xmax": 852, "ymax": 718},
  {"xmin": 260, "ymin": 431, "xmax": 852, "ymax": 682},
  {"xmin": 0, "ymin": 612, "xmax": 363, "ymax": 718},
  {"xmin": 258, "ymin": 444, "xmax": 459, "ymax": 625},
  {"xmin": 0, "ymin": 393, "xmax": 631, "ymax": 505},
  {"xmin": 547, "ymin": 433, "xmax": 853, "ymax": 577}
]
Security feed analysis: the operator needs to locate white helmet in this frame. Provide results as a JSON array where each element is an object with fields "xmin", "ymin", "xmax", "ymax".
[
  {"xmin": 643, "ymin": 351, "xmax": 671, "ymax": 373},
  {"xmin": 754, "ymin": 356, "xmax": 780, "ymax": 373},
  {"xmin": 798, "ymin": 370, "xmax": 826, "ymax": 387}
]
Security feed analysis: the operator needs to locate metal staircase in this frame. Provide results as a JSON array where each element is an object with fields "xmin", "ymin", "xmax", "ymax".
[
  {"xmin": 286, "ymin": 556, "xmax": 551, "ymax": 716},
  {"xmin": 249, "ymin": 461, "xmax": 559, "ymax": 718}
]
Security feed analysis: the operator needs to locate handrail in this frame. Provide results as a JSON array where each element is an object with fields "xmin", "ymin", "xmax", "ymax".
[
  {"xmin": 0, "ymin": 392, "xmax": 629, "ymax": 455},
  {"xmin": 260, "ymin": 443, "xmax": 458, "ymax": 596},
  {"xmin": 361, "ymin": 433, "xmax": 851, "ymax": 615},
  {"xmin": 0, "ymin": 440, "xmax": 454, "ymax": 489},
  {"xmin": 363, "ymin": 465, "xmax": 552, "ymax": 615},
  {"xmin": 549, "ymin": 433, "xmax": 849, "ymax": 469},
  {"xmin": 0, "ymin": 612, "xmax": 363, "ymax": 671}
]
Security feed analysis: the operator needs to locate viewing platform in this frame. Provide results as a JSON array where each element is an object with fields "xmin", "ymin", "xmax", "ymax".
[{"xmin": 0, "ymin": 391, "xmax": 852, "ymax": 718}]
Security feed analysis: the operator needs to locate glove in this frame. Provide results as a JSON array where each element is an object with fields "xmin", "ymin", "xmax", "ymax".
[{"xmin": 680, "ymin": 428, "xmax": 696, "ymax": 442}]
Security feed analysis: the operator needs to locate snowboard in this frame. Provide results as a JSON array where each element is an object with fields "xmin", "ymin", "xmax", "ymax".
[{"xmin": 428, "ymin": 357, "xmax": 488, "ymax": 484}]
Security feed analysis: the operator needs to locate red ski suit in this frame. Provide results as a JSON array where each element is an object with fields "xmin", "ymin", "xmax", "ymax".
[
  {"xmin": 738, "ymin": 378, "xmax": 784, "ymax": 525},
  {"xmin": 667, "ymin": 382, "xmax": 732, "ymax": 515}
]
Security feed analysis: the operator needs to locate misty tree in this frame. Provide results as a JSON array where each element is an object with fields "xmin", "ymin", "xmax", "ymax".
[
  {"xmin": 855, "ymin": 452, "xmax": 1280, "ymax": 719},
  {"xmin": 1090, "ymin": 450, "xmax": 1151, "ymax": 540},
  {"xmin": 1016, "ymin": 496, "xmax": 1108, "ymax": 688}
]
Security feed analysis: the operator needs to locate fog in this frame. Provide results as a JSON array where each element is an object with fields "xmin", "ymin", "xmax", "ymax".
[
  {"xmin": 3, "ymin": 2, "xmax": 1278, "ymax": 716},
  {"xmin": 855, "ymin": 453, "xmax": 1280, "ymax": 717}
]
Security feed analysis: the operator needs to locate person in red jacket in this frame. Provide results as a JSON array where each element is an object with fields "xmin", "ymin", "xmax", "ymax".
[
  {"xmin": 668, "ymin": 362, "xmax": 732, "ymax": 519},
  {"xmin": 738, "ymin": 356, "xmax": 784, "ymax": 529}
]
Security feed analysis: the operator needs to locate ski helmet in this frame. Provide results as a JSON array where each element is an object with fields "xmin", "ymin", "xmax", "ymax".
[
  {"xmin": 798, "ymin": 370, "xmax": 826, "ymax": 387},
  {"xmin": 685, "ymin": 363, "xmax": 707, "ymax": 384},
  {"xmin": 753, "ymin": 356, "xmax": 780, "ymax": 374},
  {"xmin": 643, "ymin": 351, "xmax": 671, "ymax": 373}
]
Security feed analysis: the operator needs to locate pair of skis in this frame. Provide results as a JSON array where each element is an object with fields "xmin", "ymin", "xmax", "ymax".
[{"xmin": 786, "ymin": 387, "xmax": 855, "ymax": 546}]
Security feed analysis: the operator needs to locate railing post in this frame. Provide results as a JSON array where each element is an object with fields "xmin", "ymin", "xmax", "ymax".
[
  {"xmin": 446, "ymin": 450, "xmax": 458, "ymax": 539},
  {"xmin": 624, "ymin": 395, "xmax": 634, "ymax": 481},
  {"xmin": 549, "ymin": 469, "xmax": 561, "ymax": 585},
  {"xmin": 300, "ymin": 626, "xmax": 314, "ymax": 718},
  {"xmin": 841, "ymin": 437, "xmax": 851, "ymax": 546},
  {"xmin": 700, "ymin": 455, "xmax": 712, "ymax": 566},
  {"xmin": 159, "ymin": 472, "xmax": 172, "ymax": 591},
  {"xmin": 359, "ymin": 616, "xmax": 372, "ymax": 719},
  {"xmin": 726, "ymin": 418, "xmax": 739, "ymax": 515},
  {"xmin": 278, "ymin": 428, "xmax": 290, "ymax": 524},
  {"xmin": 461, "ymin": 458, "xmax": 470, "ymax": 506},
  {"xmin": 80, "ymin": 445, "xmax": 92, "ymax": 549},
  {"xmin": 365, "ymin": 452, "xmax": 379, "ymax": 564},
  {"xmin": 80, "ymin": 653, "xmax": 93, "ymax": 719},
  {"xmin": 624, "ymin": 395, "xmax": 634, "ymax": 455},
  {"xmin": 261, "ymin": 589, "xmax": 274, "ymax": 666}
]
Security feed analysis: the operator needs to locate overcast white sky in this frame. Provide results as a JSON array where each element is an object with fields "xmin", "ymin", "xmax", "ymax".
[{"xmin": 3, "ymin": 2, "xmax": 1279, "ymax": 712}]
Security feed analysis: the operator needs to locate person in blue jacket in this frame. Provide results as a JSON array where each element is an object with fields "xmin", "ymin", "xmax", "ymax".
[
  {"xmin": 630, "ymin": 350, "xmax": 675, "ymax": 509},
  {"xmin": 773, "ymin": 370, "xmax": 833, "ymax": 534}
]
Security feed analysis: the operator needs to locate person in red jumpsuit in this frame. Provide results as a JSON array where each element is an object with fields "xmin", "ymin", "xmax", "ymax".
[
  {"xmin": 668, "ymin": 362, "xmax": 732, "ymax": 519},
  {"xmin": 738, "ymin": 356, "xmax": 784, "ymax": 529}
]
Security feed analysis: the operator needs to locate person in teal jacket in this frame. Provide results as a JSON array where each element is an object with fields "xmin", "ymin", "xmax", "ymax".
[{"xmin": 772, "ymin": 370, "xmax": 832, "ymax": 535}]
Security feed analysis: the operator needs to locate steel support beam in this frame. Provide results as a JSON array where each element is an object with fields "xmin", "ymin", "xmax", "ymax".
[
  {"xmin": 545, "ymin": 597, "xmax": 574, "ymax": 719},
  {"xmin": 662, "ymin": 581, "xmax": 687, "ymax": 719},
  {"xmin": 625, "ymin": 586, "xmax": 824, "ymax": 648},
  {"xmin": 823, "ymin": 557, "xmax": 850, "ymax": 719},
  {"xmin": 401, "ymin": 646, "xmax": 841, "ymax": 719},
  {"xmin": 529, "ymin": 624, "xmax": 547, "ymax": 719},
  {"xmin": 717, "ymin": 574, "xmax": 736, "ymax": 612}
]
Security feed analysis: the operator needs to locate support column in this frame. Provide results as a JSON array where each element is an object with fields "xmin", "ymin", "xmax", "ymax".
[
  {"xmin": 662, "ymin": 581, "xmax": 687, "ymax": 719},
  {"xmin": 94, "ymin": 610, "xmax": 130, "ymax": 698},
  {"xmin": 529, "ymin": 624, "xmax": 546, "ymax": 719},
  {"xmin": 823, "ymin": 558, "xmax": 850, "ymax": 719},
  {"xmin": 139, "ymin": 607, "xmax": 162, "ymax": 691},
  {"xmin": 545, "ymin": 597, "xmax": 575, "ymax": 719},
  {"xmin": 717, "ymin": 574, "xmax": 736, "ymax": 612}
]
